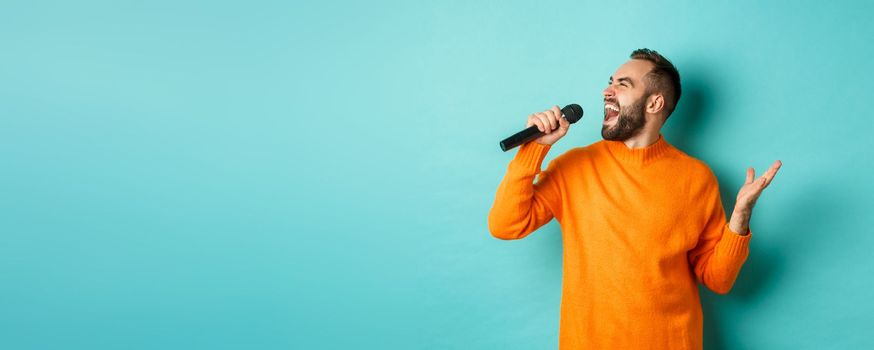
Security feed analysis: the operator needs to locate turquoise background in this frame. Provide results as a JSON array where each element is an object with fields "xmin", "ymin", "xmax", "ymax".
[{"xmin": 2, "ymin": 0, "xmax": 872, "ymax": 349}]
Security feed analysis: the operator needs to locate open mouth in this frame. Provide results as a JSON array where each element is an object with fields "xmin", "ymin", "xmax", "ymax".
[{"xmin": 604, "ymin": 103, "xmax": 619, "ymax": 124}]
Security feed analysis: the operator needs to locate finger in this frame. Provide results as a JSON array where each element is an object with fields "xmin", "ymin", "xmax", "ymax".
[
  {"xmin": 758, "ymin": 162, "xmax": 781, "ymax": 188},
  {"xmin": 536, "ymin": 112, "xmax": 552, "ymax": 133},
  {"xmin": 542, "ymin": 110, "xmax": 557, "ymax": 132},
  {"xmin": 558, "ymin": 114, "xmax": 570, "ymax": 132},
  {"xmin": 533, "ymin": 117, "xmax": 545, "ymax": 132},
  {"xmin": 745, "ymin": 167, "xmax": 755, "ymax": 184},
  {"xmin": 528, "ymin": 114, "xmax": 544, "ymax": 132},
  {"xmin": 552, "ymin": 105, "xmax": 563, "ymax": 123},
  {"xmin": 763, "ymin": 160, "xmax": 782, "ymax": 187},
  {"xmin": 757, "ymin": 176, "xmax": 767, "ymax": 189},
  {"xmin": 536, "ymin": 114, "xmax": 548, "ymax": 133}
]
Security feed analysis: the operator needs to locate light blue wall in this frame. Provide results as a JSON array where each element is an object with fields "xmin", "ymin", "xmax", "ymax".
[{"xmin": 2, "ymin": 0, "xmax": 872, "ymax": 349}]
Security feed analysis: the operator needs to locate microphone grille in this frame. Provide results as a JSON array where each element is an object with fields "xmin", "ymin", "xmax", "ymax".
[{"xmin": 562, "ymin": 104, "xmax": 584, "ymax": 124}]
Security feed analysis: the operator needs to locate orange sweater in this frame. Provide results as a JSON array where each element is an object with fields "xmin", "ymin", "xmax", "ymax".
[{"xmin": 488, "ymin": 134, "xmax": 751, "ymax": 350}]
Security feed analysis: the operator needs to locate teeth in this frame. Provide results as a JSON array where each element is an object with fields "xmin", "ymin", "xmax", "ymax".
[{"xmin": 604, "ymin": 104, "xmax": 619, "ymax": 112}]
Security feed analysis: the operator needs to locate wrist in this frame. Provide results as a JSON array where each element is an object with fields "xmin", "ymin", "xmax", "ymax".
[
  {"xmin": 728, "ymin": 220, "xmax": 749, "ymax": 235},
  {"xmin": 733, "ymin": 204, "xmax": 752, "ymax": 216},
  {"xmin": 729, "ymin": 207, "xmax": 752, "ymax": 235}
]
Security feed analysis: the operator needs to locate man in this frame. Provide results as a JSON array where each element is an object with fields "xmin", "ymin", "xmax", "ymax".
[{"xmin": 487, "ymin": 48, "xmax": 782, "ymax": 349}]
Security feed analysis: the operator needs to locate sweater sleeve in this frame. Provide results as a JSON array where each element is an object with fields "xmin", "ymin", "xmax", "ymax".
[
  {"xmin": 487, "ymin": 141, "xmax": 563, "ymax": 240},
  {"xmin": 687, "ymin": 171, "xmax": 752, "ymax": 294}
]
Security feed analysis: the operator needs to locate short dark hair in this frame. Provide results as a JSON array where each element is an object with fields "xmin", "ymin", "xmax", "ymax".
[{"xmin": 630, "ymin": 48, "xmax": 681, "ymax": 120}]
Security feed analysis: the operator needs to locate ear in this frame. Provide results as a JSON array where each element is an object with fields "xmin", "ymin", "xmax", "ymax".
[{"xmin": 646, "ymin": 94, "xmax": 665, "ymax": 115}]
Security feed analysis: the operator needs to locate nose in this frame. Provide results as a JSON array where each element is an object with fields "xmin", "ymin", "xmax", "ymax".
[{"xmin": 603, "ymin": 85, "xmax": 615, "ymax": 99}]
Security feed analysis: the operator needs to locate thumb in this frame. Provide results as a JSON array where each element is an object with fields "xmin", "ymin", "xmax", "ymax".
[{"xmin": 558, "ymin": 115, "xmax": 570, "ymax": 131}]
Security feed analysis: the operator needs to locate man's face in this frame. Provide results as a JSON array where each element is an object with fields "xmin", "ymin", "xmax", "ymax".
[{"xmin": 601, "ymin": 59, "xmax": 652, "ymax": 141}]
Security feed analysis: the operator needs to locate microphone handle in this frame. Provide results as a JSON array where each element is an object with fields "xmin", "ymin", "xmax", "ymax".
[{"xmin": 499, "ymin": 117, "xmax": 564, "ymax": 152}]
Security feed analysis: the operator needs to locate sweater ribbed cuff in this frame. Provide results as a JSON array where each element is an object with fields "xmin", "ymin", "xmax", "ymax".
[
  {"xmin": 720, "ymin": 223, "xmax": 752, "ymax": 258},
  {"xmin": 511, "ymin": 141, "xmax": 551, "ymax": 175}
]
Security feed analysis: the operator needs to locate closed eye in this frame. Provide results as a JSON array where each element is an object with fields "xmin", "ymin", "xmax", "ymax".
[
  {"xmin": 617, "ymin": 77, "xmax": 634, "ymax": 88},
  {"xmin": 608, "ymin": 77, "xmax": 632, "ymax": 88}
]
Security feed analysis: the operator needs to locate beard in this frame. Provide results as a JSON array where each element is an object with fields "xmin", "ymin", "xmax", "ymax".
[{"xmin": 601, "ymin": 96, "xmax": 647, "ymax": 141}]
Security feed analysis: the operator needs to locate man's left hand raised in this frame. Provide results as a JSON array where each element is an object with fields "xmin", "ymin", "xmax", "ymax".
[{"xmin": 728, "ymin": 160, "xmax": 783, "ymax": 235}]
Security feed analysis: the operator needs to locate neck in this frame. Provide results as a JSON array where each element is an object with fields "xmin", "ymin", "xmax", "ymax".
[
  {"xmin": 621, "ymin": 116, "xmax": 663, "ymax": 148},
  {"xmin": 622, "ymin": 131, "xmax": 660, "ymax": 148}
]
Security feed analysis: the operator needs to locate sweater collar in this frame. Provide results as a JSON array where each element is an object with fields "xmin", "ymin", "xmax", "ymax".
[{"xmin": 603, "ymin": 134, "xmax": 672, "ymax": 166}]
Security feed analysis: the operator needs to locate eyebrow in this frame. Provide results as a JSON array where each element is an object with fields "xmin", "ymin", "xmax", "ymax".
[{"xmin": 609, "ymin": 76, "xmax": 635, "ymax": 87}]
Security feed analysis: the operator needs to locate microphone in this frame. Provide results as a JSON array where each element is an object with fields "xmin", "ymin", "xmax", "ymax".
[{"xmin": 499, "ymin": 104, "xmax": 584, "ymax": 152}]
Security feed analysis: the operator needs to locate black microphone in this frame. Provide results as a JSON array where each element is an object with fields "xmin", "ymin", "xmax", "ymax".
[{"xmin": 499, "ymin": 104, "xmax": 584, "ymax": 152}]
